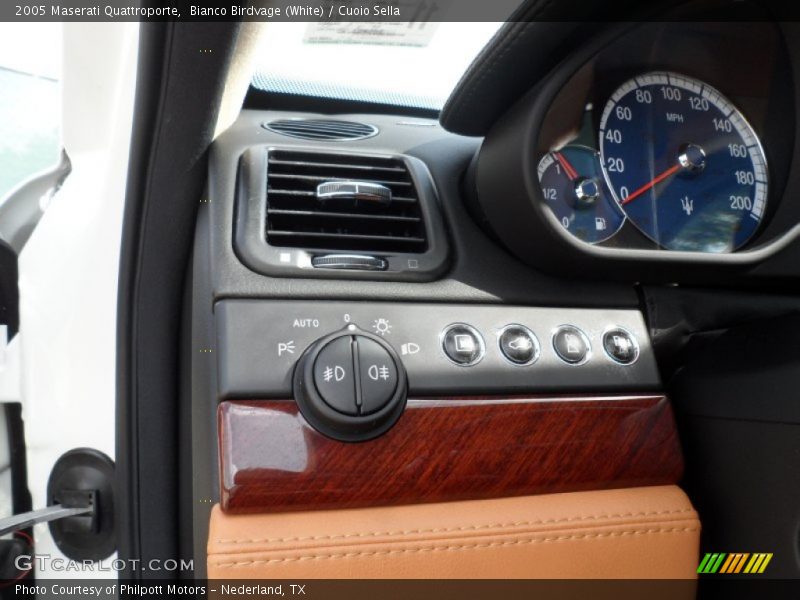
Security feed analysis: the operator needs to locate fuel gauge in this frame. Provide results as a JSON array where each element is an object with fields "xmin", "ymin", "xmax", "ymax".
[{"xmin": 537, "ymin": 145, "xmax": 625, "ymax": 244}]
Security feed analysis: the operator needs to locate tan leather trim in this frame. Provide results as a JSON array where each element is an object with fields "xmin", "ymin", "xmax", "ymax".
[{"xmin": 208, "ymin": 486, "xmax": 700, "ymax": 579}]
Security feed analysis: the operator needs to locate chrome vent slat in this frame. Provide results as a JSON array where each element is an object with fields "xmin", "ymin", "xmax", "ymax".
[
  {"xmin": 268, "ymin": 158, "xmax": 405, "ymax": 174},
  {"xmin": 268, "ymin": 209, "xmax": 422, "ymax": 223},
  {"xmin": 267, "ymin": 189, "xmax": 418, "ymax": 204},
  {"xmin": 266, "ymin": 189, "xmax": 316, "ymax": 197},
  {"xmin": 265, "ymin": 150, "xmax": 428, "ymax": 253},
  {"xmin": 268, "ymin": 173, "xmax": 413, "ymax": 187},
  {"xmin": 268, "ymin": 231, "xmax": 426, "ymax": 244},
  {"xmin": 264, "ymin": 119, "xmax": 378, "ymax": 141}
]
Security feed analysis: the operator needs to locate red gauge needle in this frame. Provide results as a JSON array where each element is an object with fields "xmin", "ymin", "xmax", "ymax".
[
  {"xmin": 554, "ymin": 152, "xmax": 579, "ymax": 181},
  {"xmin": 621, "ymin": 164, "xmax": 682, "ymax": 205}
]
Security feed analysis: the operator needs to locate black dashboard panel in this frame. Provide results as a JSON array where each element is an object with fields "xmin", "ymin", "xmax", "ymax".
[
  {"xmin": 191, "ymin": 110, "xmax": 651, "ymax": 560},
  {"xmin": 440, "ymin": 0, "xmax": 794, "ymax": 136},
  {"xmin": 206, "ymin": 110, "xmax": 636, "ymax": 307},
  {"xmin": 215, "ymin": 300, "xmax": 659, "ymax": 398},
  {"xmin": 234, "ymin": 145, "xmax": 451, "ymax": 281}
]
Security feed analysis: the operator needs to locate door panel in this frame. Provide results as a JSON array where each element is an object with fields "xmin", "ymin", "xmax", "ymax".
[{"xmin": 208, "ymin": 486, "xmax": 699, "ymax": 579}]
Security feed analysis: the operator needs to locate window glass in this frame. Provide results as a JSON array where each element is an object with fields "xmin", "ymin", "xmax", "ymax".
[
  {"xmin": 0, "ymin": 23, "xmax": 61, "ymax": 201},
  {"xmin": 252, "ymin": 22, "xmax": 504, "ymax": 110}
]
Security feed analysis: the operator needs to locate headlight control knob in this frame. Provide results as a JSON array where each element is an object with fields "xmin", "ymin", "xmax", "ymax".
[{"xmin": 293, "ymin": 326, "xmax": 408, "ymax": 442}]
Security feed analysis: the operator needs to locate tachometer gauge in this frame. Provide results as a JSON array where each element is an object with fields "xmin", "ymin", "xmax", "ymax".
[
  {"xmin": 599, "ymin": 72, "xmax": 768, "ymax": 252},
  {"xmin": 537, "ymin": 145, "xmax": 625, "ymax": 244}
]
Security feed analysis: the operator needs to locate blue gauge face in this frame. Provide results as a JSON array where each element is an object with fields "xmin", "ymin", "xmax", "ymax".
[
  {"xmin": 599, "ymin": 72, "xmax": 768, "ymax": 252},
  {"xmin": 537, "ymin": 145, "xmax": 625, "ymax": 244}
]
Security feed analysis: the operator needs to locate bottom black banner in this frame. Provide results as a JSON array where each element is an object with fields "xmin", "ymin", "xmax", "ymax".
[{"xmin": 1, "ymin": 579, "xmax": 800, "ymax": 600}]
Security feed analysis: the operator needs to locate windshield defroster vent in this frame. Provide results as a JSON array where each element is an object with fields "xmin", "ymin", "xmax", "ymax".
[
  {"xmin": 265, "ymin": 150, "xmax": 428, "ymax": 254},
  {"xmin": 235, "ymin": 146, "xmax": 450, "ymax": 281},
  {"xmin": 264, "ymin": 119, "xmax": 378, "ymax": 141}
]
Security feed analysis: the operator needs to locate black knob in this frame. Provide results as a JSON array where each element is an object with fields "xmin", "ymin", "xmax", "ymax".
[{"xmin": 293, "ymin": 326, "xmax": 407, "ymax": 442}]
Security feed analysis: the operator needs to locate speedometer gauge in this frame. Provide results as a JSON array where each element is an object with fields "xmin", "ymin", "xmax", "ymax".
[{"xmin": 599, "ymin": 72, "xmax": 768, "ymax": 252}]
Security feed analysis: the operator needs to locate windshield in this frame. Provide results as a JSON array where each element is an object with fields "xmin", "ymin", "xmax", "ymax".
[{"xmin": 252, "ymin": 22, "xmax": 504, "ymax": 111}]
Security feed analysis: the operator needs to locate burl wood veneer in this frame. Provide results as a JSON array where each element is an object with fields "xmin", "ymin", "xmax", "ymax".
[{"xmin": 218, "ymin": 395, "xmax": 682, "ymax": 513}]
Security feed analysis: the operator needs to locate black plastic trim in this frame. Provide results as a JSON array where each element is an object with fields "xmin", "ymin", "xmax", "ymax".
[
  {"xmin": 47, "ymin": 448, "xmax": 116, "ymax": 562},
  {"xmin": 0, "ymin": 240, "xmax": 19, "ymax": 338},
  {"xmin": 245, "ymin": 87, "xmax": 439, "ymax": 120},
  {"xmin": 439, "ymin": 0, "xmax": 774, "ymax": 136},
  {"xmin": 207, "ymin": 110, "xmax": 637, "ymax": 308},
  {"xmin": 234, "ymin": 146, "xmax": 451, "ymax": 281},
  {"xmin": 117, "ymin": 21, "xmax": 240, "ymax": 579}
]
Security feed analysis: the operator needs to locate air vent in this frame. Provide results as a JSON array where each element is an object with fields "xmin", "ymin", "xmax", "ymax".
[
  {"xmin": 265, "ymin": 150, "xmax": 428, "ymax": 254},
  {"xmin": 264, "ymin": 119, "xmax": 378, "ymax": 141}
]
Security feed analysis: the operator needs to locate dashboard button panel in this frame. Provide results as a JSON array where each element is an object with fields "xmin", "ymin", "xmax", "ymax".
[
  {"xmin": 215, "ymin": 301, "xmax": 660, "ymax": 397},
  {"xmin": 356, "ymin": 337, "xmax": 398, "ymax": 414},
  {"xmin": 498, "ymin": 325, "xmax": 539, "ymax": 366},
  {"xmin": 603, "ymin": 328, "xmax": 639, "ymax": 365},
  {"xmin": 553, "ymin": 326, "xmax": 591, "ymax": 365},
  {"xmin": 441, "ymin": 324, "xmax": 485, "ymax": 366},
  {"xmin": 312, "ymin": 336, "xmax": 358, "ymax": 415},
  {"xmin": 293, "ymin": 328, "xmax": 407, "ymax": 442}
]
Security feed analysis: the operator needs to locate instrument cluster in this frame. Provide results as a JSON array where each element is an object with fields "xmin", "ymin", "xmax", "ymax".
[
  {"xmin": 527, "ymin": 20, "xmax": 796, "ymax": 259},
  {"xmin": 470, "ymin": 17, "xmax": 800, "ymax": 282},
  {"xmin": 538, "ymin": 71, "xmax": 769, "ymax": 252}
]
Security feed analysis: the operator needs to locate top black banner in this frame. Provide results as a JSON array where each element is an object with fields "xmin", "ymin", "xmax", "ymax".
[{"xmin": 4, "ymin": 0, "xmax": 800, "ymax": 23}]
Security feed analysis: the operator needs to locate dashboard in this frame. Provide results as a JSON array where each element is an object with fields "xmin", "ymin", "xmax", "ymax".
[
  {"xmin": 196, "ymin": 12, "xmax": 800, "ymax": 457},
  {"xmin": 196, "ymin": 108, "xmax": 663, "ymax": 522},
  {"xmin": 192, "ymin": 3, "xmax": 800, "ymax": 579}
]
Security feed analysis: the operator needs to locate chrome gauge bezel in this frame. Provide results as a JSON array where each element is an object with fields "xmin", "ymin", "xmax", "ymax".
[
  {"xmin": 536, "ymin": 145, "xmax": 627, "ymax": 245},
  {"xmin": 597, "ymin": 71, "xmax": 769, "ymax": 252}
]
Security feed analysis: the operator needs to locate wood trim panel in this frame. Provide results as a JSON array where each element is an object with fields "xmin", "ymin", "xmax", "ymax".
[{"xmin": 218, "ymin": 396, "xmax": 682, "ymax": 513}]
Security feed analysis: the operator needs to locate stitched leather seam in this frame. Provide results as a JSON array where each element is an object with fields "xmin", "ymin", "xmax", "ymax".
[
  {"xmin": 215, "ymin": 508, "xmax": 696, "ymax": 545},
  {"xmin": 213, "ymin": 527, "xmax": 699, "ymax": 568}
]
